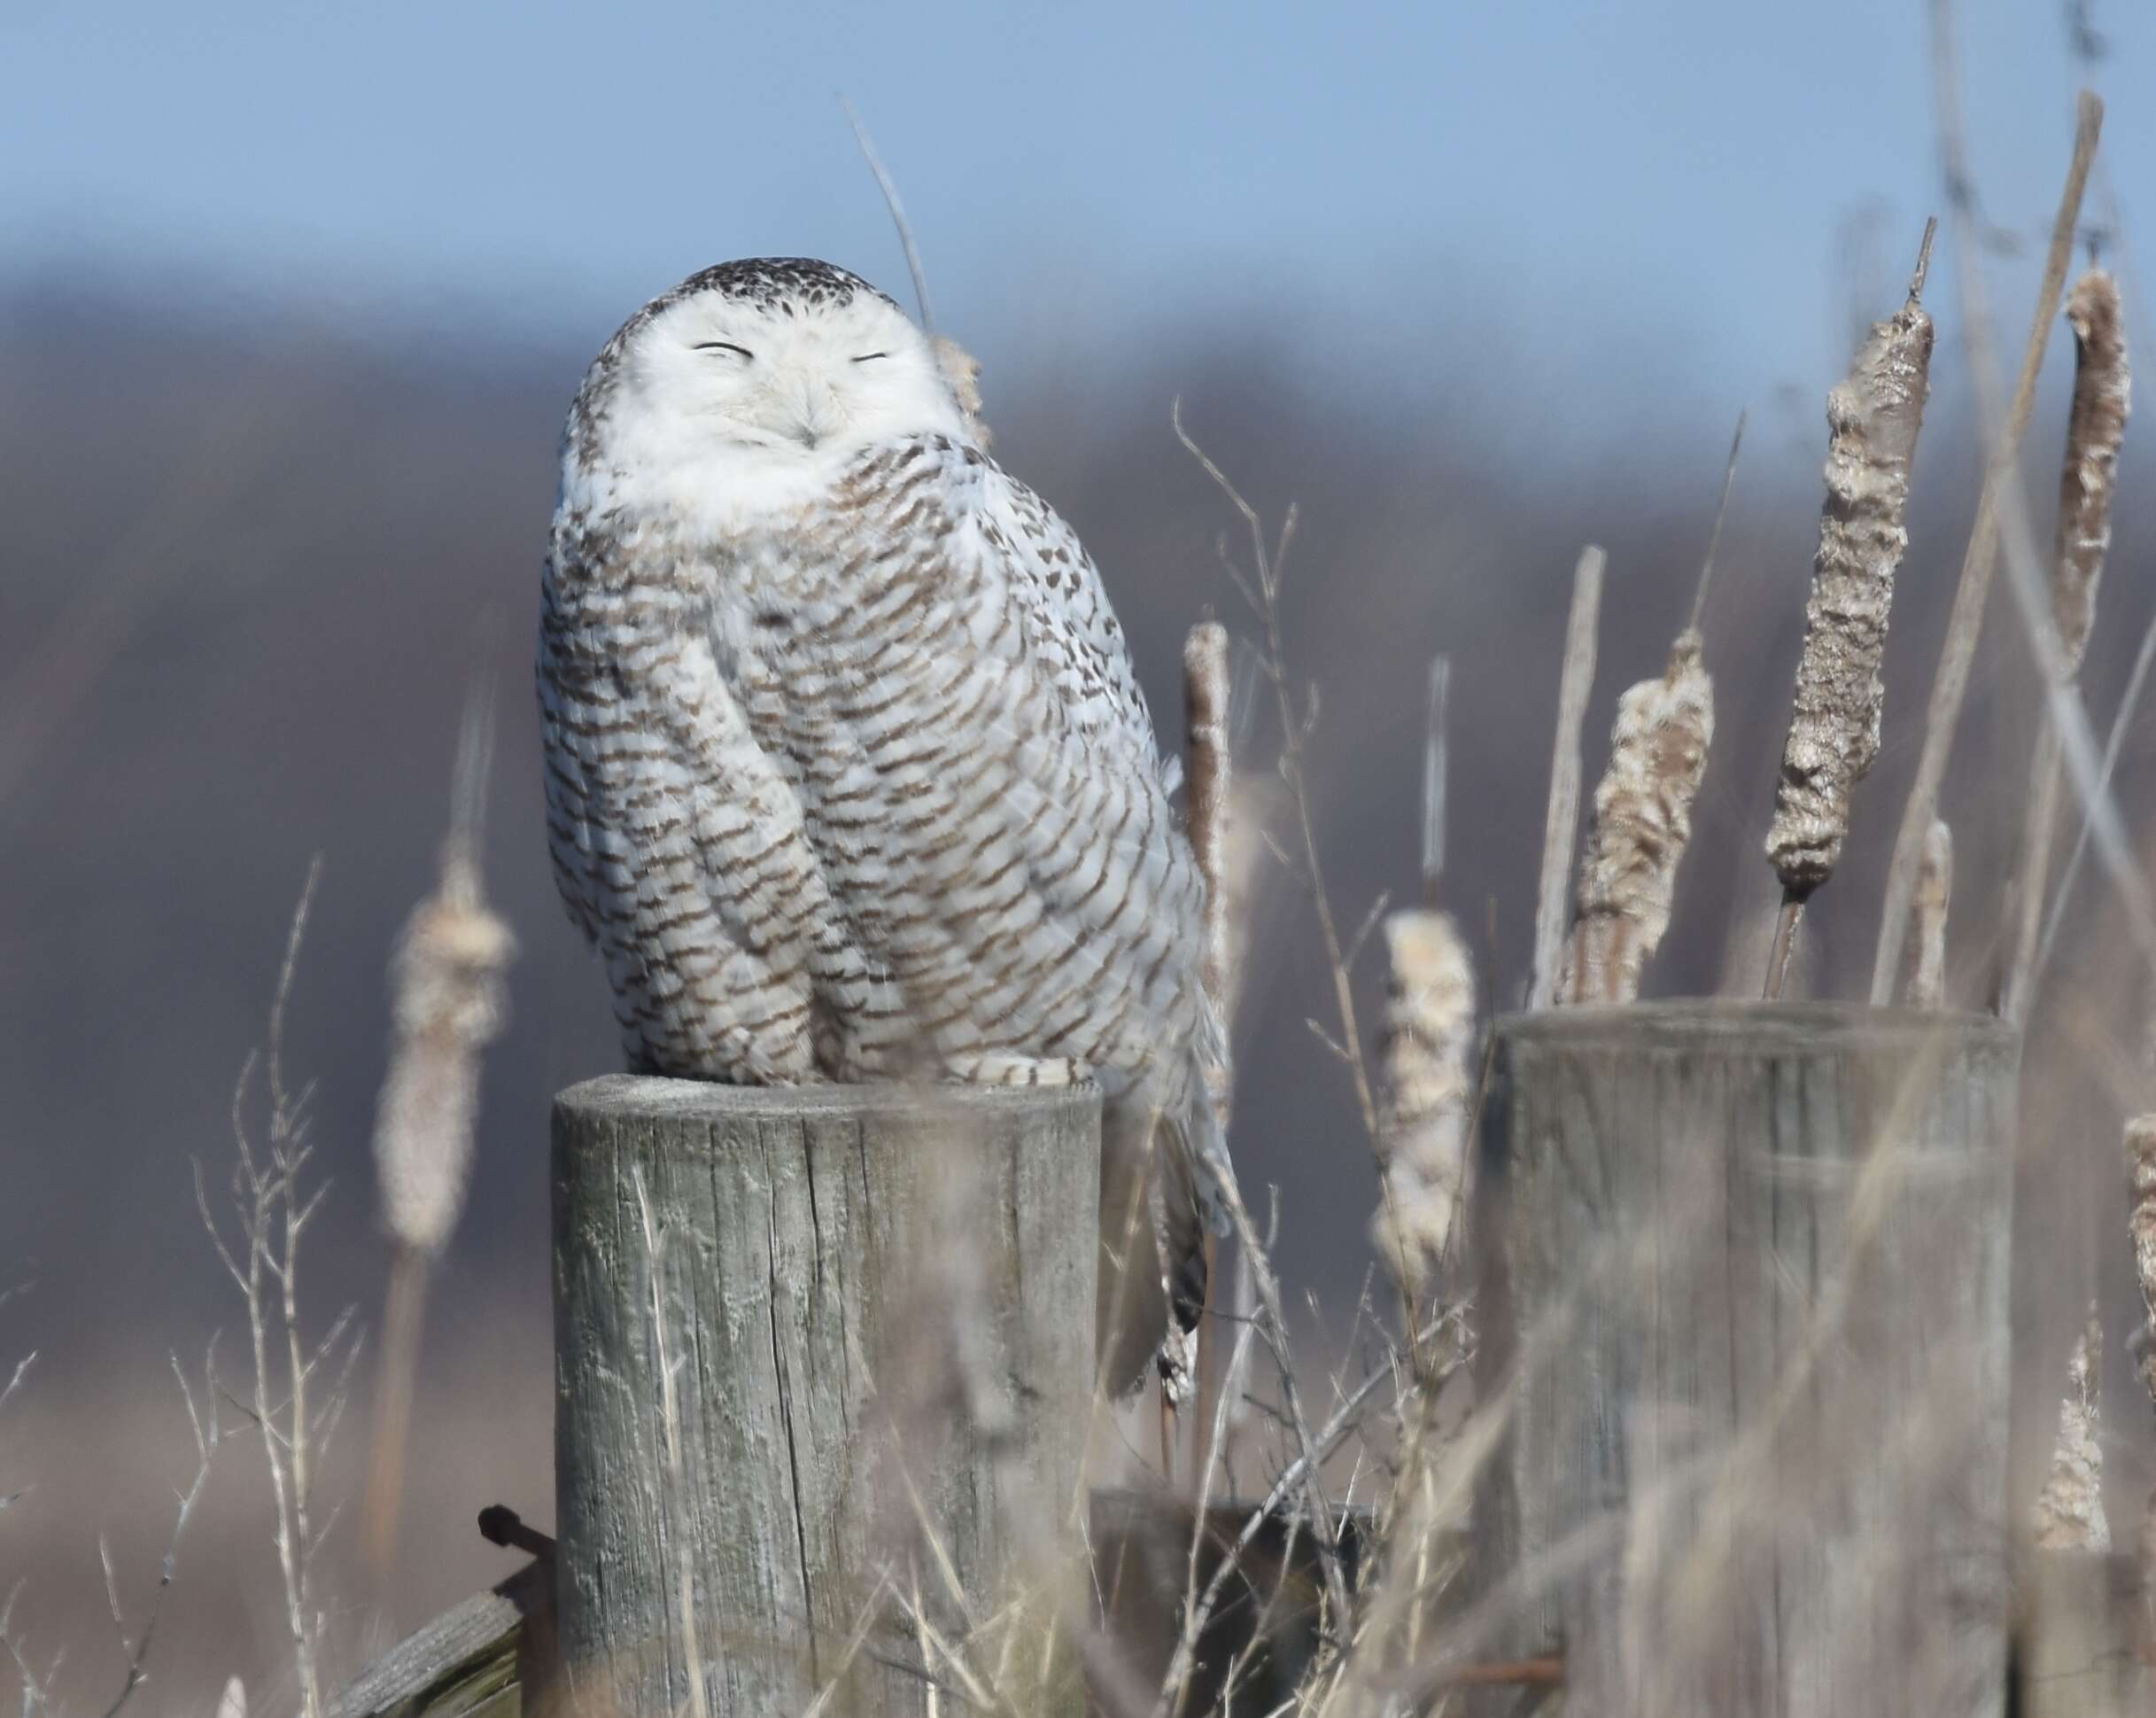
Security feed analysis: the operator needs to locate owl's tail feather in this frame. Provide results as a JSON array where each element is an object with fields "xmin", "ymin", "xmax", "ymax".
[{"xmin": 1096, "ymin": 1043, "xmax": 1236, "ymax": 1406}]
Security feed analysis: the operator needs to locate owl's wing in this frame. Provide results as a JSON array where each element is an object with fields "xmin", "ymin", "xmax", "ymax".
[
  {"xmin": 812, "ymin": 439, "xmax": 1222, "ymax": 1388},
  {"xmin": 539, "ymin": 520, "xmax": 868, "ymax": 1082},
  {"xmin": 972, "ymin": 463, "xmax": 1170, "ymax": 782}
]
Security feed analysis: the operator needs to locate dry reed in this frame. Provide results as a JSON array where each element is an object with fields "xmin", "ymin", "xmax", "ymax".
[
  {"xmin": 362, "ymin": 691, "xmax": 516, "ymax": 1579},
  {"xmin": 1369, "ymin": 909, "xmax": 1477, "ymax": 1297},
  {"xmin": 1904, "ymin": 819, "xmax": 1953, "ymax": 1008},
  {"xmin": 1870, "ymin": 92, "xmax": 2103, "ymax": 1004},
  {"xmin": 1528, "ymin": 546, "xmax": 1605, "ymax": 1011},
  {"xmin": 1764, "ymin": 226, "xmax": 1935, "ymax": 955},
  {"xmin": 2033, "ymin": 1310, "xmax": 2107, "ymax": 1551},
  {"xmin": 2051, "ymin": 269, "xmax": 2132, "ymax": 677},
  {"xmin": 1560, "ymin": 631, "xmax": 1714, "ymax": 1004},
  {"xmin": 2004, "ymin": 268, "xmax": 2131, "ymax": 1020}
]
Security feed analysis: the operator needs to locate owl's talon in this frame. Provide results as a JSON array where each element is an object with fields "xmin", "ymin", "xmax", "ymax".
[{"xmin": 941, "ymin": 1053, "xmax": 1090, "ymax": 1089}]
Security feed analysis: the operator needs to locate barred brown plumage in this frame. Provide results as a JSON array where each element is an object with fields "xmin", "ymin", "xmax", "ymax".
[{"xmin": 537, "ymin": 259, "xmax": 1224, "ymax": 1394}]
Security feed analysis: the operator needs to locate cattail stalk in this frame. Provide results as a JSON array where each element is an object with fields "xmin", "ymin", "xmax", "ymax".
[
  {"xmin": 1902, "ymin": 819, "xmax": 1953, "ymax": 1008},
  {"xmin": 1764, "ymin": 225, "xmax": 1936, "ymax": 998},
  {"xmin": 1871, "ymin": 94, "xmax": 2104, "ymax": 1004},
  {"xmin": 1529, "ymin": 547, "xmax": 1605, "ymax": 1011},
  {"xmin": 2034, "ymin": 1309, "xmax": 2108, "ymax": 1550},
  {"xmin": 1560, "ymin": 632, "xmax": 1714, "ymax": 1003},
  {"xmin": 1370, "ymin": 911, "xmax": 1477, "ymax": 1299},
  {"xmin": 1422, "ymin": 655, "xmax": 1450, "ymax": 908},
  {"xmin": 361, "ymin": 690, "xmax": 516, "ymax": 1579},
  {"xmin": 2005, "ymin": 270, "xmax": 2130, "ymax": 1021}
]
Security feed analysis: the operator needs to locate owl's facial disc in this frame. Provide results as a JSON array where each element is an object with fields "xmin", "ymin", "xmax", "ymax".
[{"xmin": 629, "ymin": 289, "xmax": 961, "ymax": 456}]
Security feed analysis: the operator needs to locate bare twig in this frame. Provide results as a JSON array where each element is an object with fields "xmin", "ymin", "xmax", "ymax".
[
  {"xmin": 1872, "ymin": 84, "xmax": 2103, "ymax": 1003},
  {"xmin": 1173, "ymin": 401, "xmax": 1378, "ymax": 1137},
  {"xmin": 194, "ymin": 860, "xmax": 355, "ymax": 1718},
  {"xmin": 1529, "ymin": 547, "xmax": 1605, "ymax": 1011},
  {"xmin": 96, "ymin": 1350, "xmax": 221, "ymax": 1718}
]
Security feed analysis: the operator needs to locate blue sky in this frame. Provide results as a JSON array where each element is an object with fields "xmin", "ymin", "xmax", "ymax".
[{"xmin": 4, "ymin": 1, "xmax": 2146, "ymax": 420}]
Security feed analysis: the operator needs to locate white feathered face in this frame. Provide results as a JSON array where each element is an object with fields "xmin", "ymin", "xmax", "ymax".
[{"xmin": 618, "ymin": 277, "xmax": 961, "ymax": 459}]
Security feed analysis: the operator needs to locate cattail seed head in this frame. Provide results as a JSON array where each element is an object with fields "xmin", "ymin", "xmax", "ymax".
[
  {"xmin": 2053, "ymin": 269, "xmax": 2131, "ymax": 678},
  {"xmin": 2034, "ymin": 1310, "xmax": 2108, "ymax": 1551},
  {"xmin": 1561, "ymin": 630, "xmax": 1714, "ymax": 1004},
  {"xmin": 1766, "ymin": 289, "xmax": 1935, "ymax": 895},
  {"xmin": 2130, "ymin": 1114, "xmax": 2156, "ymax": 1411},
  {"xmin": 1904, "ymin": 819, "xmax": 1953, "ymax": 1009},
  {"xmin": 373, "ymin": 857, "xmax": 516, "ymax": 1257},
  {"xmin": 933, "ymin": 334, "xmax": 990, "ymax": 450},
  {"xmin": 1370, "ymin": 909, "xmax": 1476, "ymax": 1297}
]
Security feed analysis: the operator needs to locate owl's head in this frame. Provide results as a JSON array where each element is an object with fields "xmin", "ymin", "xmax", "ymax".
[{"xmin": 570, "ymin": 259, "xmax": 968, "ymax": 482}]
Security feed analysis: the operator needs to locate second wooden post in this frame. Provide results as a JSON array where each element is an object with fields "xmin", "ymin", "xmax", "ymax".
[
  {"xmin": 552, "ymin": 1077, "xmax": 1100, "ymax": 1717},
  {"xmin": 1468, "ymin": 1001, "xmax": 2019, "ymax": 1716}
]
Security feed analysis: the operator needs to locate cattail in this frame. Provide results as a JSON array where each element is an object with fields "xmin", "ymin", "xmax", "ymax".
[
  {"xmin": 1765, "ymin": 235, "xmax": 1935, "ymax": 898},
  {"xmin": 373, "ymin": 830, "xmax": 516, "ymax": 1250},
  {"xmin": 1904, "ymin": 820, "xmax": 1952, "ymax": 1008},
  {"xmin": 2131, "ymin": 1113, "xmax": 2156, "ymax": 1415},
  {"xmin": 2052, "ymin": 270, "xmax": 2131, "ymax": 677},
  {"xmin": 364, "ymin": 688, "xmax": 516, "ymax": 1578},
  {"xmin": 1369, "ymin": 909, "xmax": 1476, "ymax": 1297},
  {"xmin": 2004, "ymin": 271, "xmax": 2132, "ymax": 1019},
  {"xmin": 1529, "ymin": 547, "xmax": 1605, "ymax": 1011},
  {"xmin": 1560, "ymin": 630, "xmax": 1714, "ymax": 1004},
  {"xmin": 2034, "ymin": 1309, "xmax": 2108, "ymax": 1551},
  {"xmin": 934, "ymin": 335, "xmax": 991, "ymax": 450}
]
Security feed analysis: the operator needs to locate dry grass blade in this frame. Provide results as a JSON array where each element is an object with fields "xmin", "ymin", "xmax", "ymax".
[
  {"xmin": 1560, "ymin": 631, "xmax": 1714, "ymax": 1004},
  {"xmin": 1903, "ymin": 819, "xmax": 1953, "ymax": 1009},
  {"xmin": 2034, "ymin": 1309, "xmax": 2107, "ymax": 1550},
  {"xmin": 840, "ymin": 95, "xmax": 935, "ymax": 334},
  {"xmin": 1765, "ymin": 223, "xmax": 1936, "ymax": 907},
  {"xmin": 1871, "ymin": 90, "xmax": 2104, "ymax": 1004},
  {"xmin": 1529, "ymin": 546, "xmax": 1605, "ymax": 1011}
]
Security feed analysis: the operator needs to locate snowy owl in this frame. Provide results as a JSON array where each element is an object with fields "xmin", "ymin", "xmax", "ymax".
[{"xmin": 536, "ymin": 257, "xmax": 1223, "ymax": 1392}]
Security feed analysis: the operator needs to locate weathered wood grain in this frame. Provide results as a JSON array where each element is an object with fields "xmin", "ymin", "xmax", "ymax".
[
  {"xmin": 2020, "ymin": 1550, "xmax": 2154, "ymax": 1718},
  {"xmin": 329, "ymin": 1559, "xmax": 550, "ymax": 1718},
  {"xmin": 1468, "ymin": 1002, "xmax": 2018, "ymax": 1716},
  {"xmin": 552, "ymin": 1077, "xmax": 1099, "ymax": 1717}
]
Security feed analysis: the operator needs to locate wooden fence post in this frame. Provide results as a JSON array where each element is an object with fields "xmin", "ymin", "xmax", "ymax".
[
  {"xmin": 1468, "ymin": 1001, "xmax": 2019, "ymax": 1716},
  {"xmin": 2020, "ymin": 1549, "xmax": 2154, "ymax": 1717},
  {"xmin": 552, "ymin": 1077, "xmax": 1100, "ymax": 1717}
]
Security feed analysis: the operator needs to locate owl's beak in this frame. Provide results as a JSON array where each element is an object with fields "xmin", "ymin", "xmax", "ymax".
[{"xmin": 784, "ymin": 375, "xmax": 841, "ymax": 450}]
